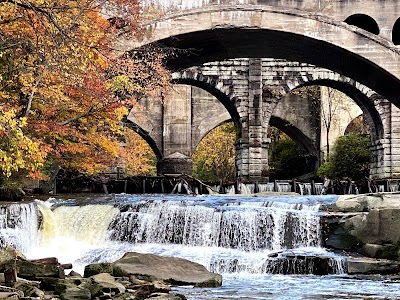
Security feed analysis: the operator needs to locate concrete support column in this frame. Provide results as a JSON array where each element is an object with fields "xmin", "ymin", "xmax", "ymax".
[
  {"xmin": 157, "ymin": 85, "xmax": 193, "ymax": 175},
  {"xmin": 236, "ymin": 58, "xmax": 270, "ymax": 183}
]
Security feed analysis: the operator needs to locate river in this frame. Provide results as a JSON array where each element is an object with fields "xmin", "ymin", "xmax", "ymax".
[{"xmin": 1, "ymin": 194, "xmax": 400, "ymax": 299}]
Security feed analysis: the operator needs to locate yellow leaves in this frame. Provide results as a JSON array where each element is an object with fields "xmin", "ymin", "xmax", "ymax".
[
  {"xmin": 0, "ymin": 0, "xmax": 170, "ymax": 180},
  {"xmin": 123, "ymin": 129, "xmax": 156, "ymax": 177},
  {"xmin": 193, "ymin": 122, "xmax": 236, "ymax": 182},
  {"xmin": 0, "ymin": 107, "xmax": 46, "ymax": 178}
]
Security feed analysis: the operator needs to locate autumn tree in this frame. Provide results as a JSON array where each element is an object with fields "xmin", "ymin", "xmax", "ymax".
[
  {"xmin": 123, "ymin": 129, "xmax": 156, "ymax": 176},
  {"xmin": 192, "ymin": 122, "xmax": 236, "ymax": 183},
  {"xmin": 0, "ymin": 0, "xmax": 171, "ymax": 185}
]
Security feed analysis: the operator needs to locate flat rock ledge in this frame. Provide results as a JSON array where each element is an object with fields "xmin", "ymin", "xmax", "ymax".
[
  {"xmin": 323, "ymin": 192, "xmax": 400, "ymax": 277},
  {"xmin": 336, "ymin": 192, "xmax": 400, "ymax": 212},
  {"xmin": 347, "ymin": 257, "xmax": 400, "ymax": 275},
  {"xmin": 85, "ymin": 252, "xmax": 223, "ymax": 288}
]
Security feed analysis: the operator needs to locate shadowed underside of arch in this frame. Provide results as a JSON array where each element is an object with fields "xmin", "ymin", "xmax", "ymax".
[
  {"xmin": 121, "ymin": 7, "xmax": 400, "ymax": 106},
  {"xmin": 269, "ymin": 116, "xmax": 318, "ymax": 156}
]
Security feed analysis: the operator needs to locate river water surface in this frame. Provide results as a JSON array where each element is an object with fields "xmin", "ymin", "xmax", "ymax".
[{"xmin": 1, "ymin": 194, "xmax": 400, "ymax": 299}]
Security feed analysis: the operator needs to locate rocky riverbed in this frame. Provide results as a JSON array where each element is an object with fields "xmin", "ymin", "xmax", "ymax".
[
  {"xmin": 0, "ymin": 248, "xmax": 221, "ymax": 299},
  {"xmin": 322, "ymin": 192, "xmax": 400, "ymax": 274}
]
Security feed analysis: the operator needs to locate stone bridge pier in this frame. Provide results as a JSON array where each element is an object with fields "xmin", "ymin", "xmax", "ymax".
[
  {"xmin": 235, "ymin": 58, "xmax": 275, "ymax": 182},
  {"xmin": 126, "ymin": 56, "xmax": 400, "ymax": 182},
  {"xmin": 127, "ymin": 58, "xmax": 322, "ymax": 182}
]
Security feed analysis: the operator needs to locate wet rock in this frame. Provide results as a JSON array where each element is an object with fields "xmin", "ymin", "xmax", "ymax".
[
  {"xmin": 85, "ymin": 273, "xmax": 126, "ymax": 297},
  {"xmin": 68, "ymin": 270, "xmax": 82, "ymax": 277},
  {"xmin": 347, "ymin": 257, "xmax": 400, "ymax": 275},
  {"xmin": 17, "ymin": 260, "xmax": 65, "ymax": 279},
  {"xmin": 362, "ymin": 244, "xmax": 384, "ymax": 258},
  {"xmin": 0, "ymin": 286, "xmax": 24, "ymax": 298},
  {"xmin": 322, "ymin": 213, "xmax": 364, "ymax": 252},
  {"xmin": 83, "ymin": 263, "xmax": 114, "ymax": 278},
  {"xmin": 145, "ymin": 292, "xmax": 187, "ymax": 300},
  {"xmin": 111, "ymin": 252, "xmax": 222, "ymax": 287},
  {"xmin": 59, "ymin": 286, "xmax": 91, "ymax": 300},
  {"xmin": 262, "ymin": 255, "xmax": 334, "ymax": 275},
  {"xmin": 344, "ymin": 209, "xmax": 400, "ymax": 245}
]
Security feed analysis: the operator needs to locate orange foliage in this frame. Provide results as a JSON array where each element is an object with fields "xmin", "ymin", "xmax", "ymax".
[{"xmin": 0, "ymin": 0, "xmax": 171, "ymax": 179}]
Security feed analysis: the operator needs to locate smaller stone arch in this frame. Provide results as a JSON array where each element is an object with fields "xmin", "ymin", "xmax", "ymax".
[
  {"xmin": 172, "ymin": 70, "xmax": 242, "ymax": 135},
  {"xmin": 393, "ymin": 18, "xmax": 400, "ymax": 45},
  {"xmin": 122, "ymin": 118, "xmax": 163, "ymax": 160},
  {"xmin": 269, "ymin": 116, "xmax": 320, "ymax": 176},
  {"xmin": 193, "ymin": 119, "xmax": 234, "ymax": 152},
  {"xmin": 344, "ymin": 14, "xmax": 380, "ymax": 35},
  {"xmin": 287, "ymin": 76, "xmax": 384, "ymax": 142}
]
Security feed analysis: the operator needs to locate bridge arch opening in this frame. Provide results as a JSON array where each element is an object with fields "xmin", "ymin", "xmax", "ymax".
[
  {"xmin": 393, "ymin": 18, "xmax": 400, "ymax": 45},
  {"xmin": 344, "ymin": 14, "xmax": 380, "ymax": 35},
  {"xmin": 292, "ymin": 80, "xmax": 383, "ymax": 143},
  {"xmin": 192, "ymin": 121, "xmax": 236, "ymax": 183},
  {"xmin": 268, "ymin": 117, "xmax": 319, "ymax": 180}
]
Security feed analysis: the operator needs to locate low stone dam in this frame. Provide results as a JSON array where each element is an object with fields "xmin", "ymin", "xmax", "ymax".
[{"xmin": 1, "ymin": 193, "xmax": 400, "ymax": 299}]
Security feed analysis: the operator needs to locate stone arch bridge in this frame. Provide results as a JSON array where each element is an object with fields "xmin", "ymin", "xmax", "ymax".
[{"xmin": 115, "ymin": 0, "xmax": 400, "ymax": 182}]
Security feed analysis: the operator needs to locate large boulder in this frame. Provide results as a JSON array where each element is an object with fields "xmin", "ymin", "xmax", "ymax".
[
  {"xmin": 344, "ymin": 209, "xmax": 400, "ymax": 245},
  {"xmin": 16, "ymin": 260, "xmax": 65, "ymax": 279},
  {"xmin": 85, "ymin": 252, "xmax": 222, "ymax": 287},
  {"xmin": 336, "ymin": 193, "xmax": 400, "ymax": 212}
]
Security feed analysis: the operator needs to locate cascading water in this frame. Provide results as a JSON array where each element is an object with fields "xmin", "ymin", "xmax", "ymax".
[
  {"xmin": 0, "ymin": 203, "xmax": 38, "ymax": 253},
  {"xmin": 3, "ymin": 195, "xmax": 400, "ymax": 299}
]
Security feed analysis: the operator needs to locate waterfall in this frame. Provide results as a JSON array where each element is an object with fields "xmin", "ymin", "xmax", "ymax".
[
  {"xmin": 389, "ymin": 183, "xmax": 399, "ymax": 192},
  {"xmin": 108, "ymin": 200, "xmax": 321, "ymax": 251},
  {"xmin": 0, "ymin": 203, "xmax": 38, "ymax": 253},
  {"xmin": 0, "ymin": 195, "xmax": 345, "ymax": 276},
  {"xmin": 314, "ymin": 183, "xmax": 324, "ymax": 195},
  {"xmin": 24, "ymin": 203, "xmax": 120, "ymax": 267},
  {"xmin": 104, "ymin": 198, "xmax": 347, "ymax": 275},
  {"xmin": 239, "ymin": 183, "xmax": 255, "ymax": 194}
]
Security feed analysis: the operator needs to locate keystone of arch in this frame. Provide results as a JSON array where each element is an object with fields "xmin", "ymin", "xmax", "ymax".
[{"xmin": 116, "ymin": 5, "xmax": 400, "ymax": 106}]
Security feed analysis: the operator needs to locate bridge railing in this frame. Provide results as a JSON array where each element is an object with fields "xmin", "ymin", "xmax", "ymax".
[{"xmin": 141, "ymin": 0, "xmax": 254, "ymax": 10}]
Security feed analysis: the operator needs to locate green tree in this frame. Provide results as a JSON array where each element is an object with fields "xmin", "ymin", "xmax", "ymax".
[
  {"xmin": 192, "ymin": 122, "xmax": 236, "ymax": 182},
  {"xmin": 317, "ymin": 134, "xmax": 370, "ymax": 180},
  {"xmin": 269, "ymin": 136, "xmax": 309, "ymax": 180}
]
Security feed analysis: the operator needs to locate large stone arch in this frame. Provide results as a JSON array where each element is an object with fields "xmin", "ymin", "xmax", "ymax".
[
  {"xmin": 285, "ymin": 74, "xmax": 388, "ymax": 178},
  {"xmin": 118, "ymin": 6, "xmax": 400, "ymax": 106}
]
